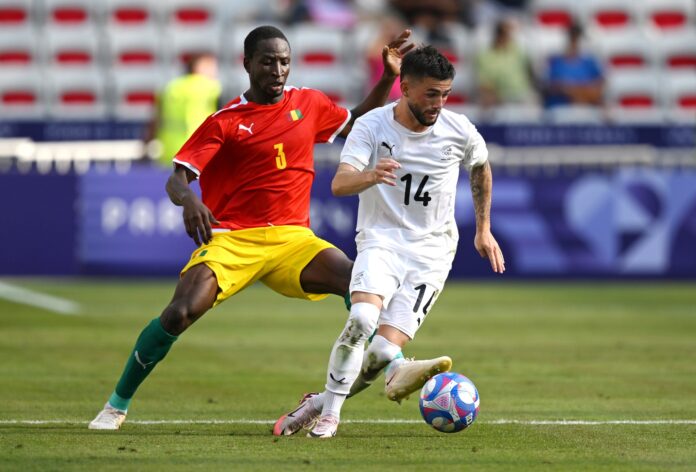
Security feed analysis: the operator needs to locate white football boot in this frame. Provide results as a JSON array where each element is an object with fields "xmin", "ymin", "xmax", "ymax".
[
  {"xmin": 272, "ymin": 393, "xmax": 321, "ymax": 436},
  {"xmin": 385, "ymin": 356, "xmax": 452, "ymax": 403},
  {"xmin": 88, "ymin": 403, "xmax": 127, "ymax": 430},
  {"xmin": 307, "ymin": 415, "xmax": 339, "ymax": 438}
]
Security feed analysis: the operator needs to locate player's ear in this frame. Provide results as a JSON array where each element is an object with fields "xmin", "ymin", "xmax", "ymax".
[
  {"xmin": 400, "ymin": 78, "xmax": 409, "ymax": 98},
  {"xmin": 242, "ymin": 56, "xmax": 251, "ymax": 74}
]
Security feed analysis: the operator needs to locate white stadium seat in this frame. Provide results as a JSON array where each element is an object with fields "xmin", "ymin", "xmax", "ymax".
[
  {"xmin": 594, "ymin": 28, "xmax": 654, "ymax": 71},
  {"xmin": 46, "ymin": 67, "xmax": 108, "ymax": 119},
  {"xmin": 289, "ymin": 24, "xmax": 347, "ymax": 66},
  {"xmin": 0, "ymin": 67, "xmax": 45, "ymax": 118},
  {"xmin": 42, "ymin": 0, "xmax": 100, "ymax": 27},
  {"xmin": 606, "ymin": 71, "xmax": 663, "ymax": 123},
  {"xmin": 106, "ymin": 25, "xmax": 162, "ymax": 69},
  {"xmin": 0, "ymin": 24, "xmax": 39, "ymax": 69},
  {"xmin": 43, "ymin": 26, "xmax": 101, "ymax": 68},
  {"xmin": 105, "ymin": 0, "xmax": 158, "ymax": 28},
  {"xmin": 641, "ymin": 0, "xmax": 695, "ymax": 33},
  {"xmin": 110, "ymin": 67, "xmax": 165, "ymax": 120},
  {"xmin": 653, "ymin": 31, "xmax": 696, "ymax": 70},
  {"xmin": 584, "ymin": 0, "xmax": 638, "ymax": 32},
  {"xmin": 661, "ymin": 72, "xmax": 696, "ymax": 123}
]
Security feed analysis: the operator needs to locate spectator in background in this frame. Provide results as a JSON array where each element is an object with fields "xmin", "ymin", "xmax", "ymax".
[
  {"xmin": 544, "ymin": 23, "xmax": 603, "ymax": 108},
  {"xmin": 475, "ymin": 18, "xmax": 537, "ymax": 109},
  {"xmin": 390, "ymin": 0, "xmax": 460, "ymax": 50},
  {"xmin": 146, "ymin": 53, "xmax": 221, "ymax": 167}
]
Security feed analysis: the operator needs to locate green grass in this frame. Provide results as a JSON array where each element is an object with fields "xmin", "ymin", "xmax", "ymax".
[{"xmin": 1, "ymin": 279, "xmax": 695, "ymax": 471}]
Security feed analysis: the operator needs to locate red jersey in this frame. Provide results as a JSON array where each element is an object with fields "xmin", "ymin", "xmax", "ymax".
[{"xmin": 173, "ymin": 87, "xmax": 350, "ymax": 230}]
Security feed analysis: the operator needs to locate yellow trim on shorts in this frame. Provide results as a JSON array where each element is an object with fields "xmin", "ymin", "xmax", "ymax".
[{"xmin": 180, "ymin": 226, "xmax": 336, "ymax": 307}]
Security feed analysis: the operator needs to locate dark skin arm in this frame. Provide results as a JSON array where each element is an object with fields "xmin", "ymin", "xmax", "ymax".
[
  {"xmin": 337, "ymin": 29, "xmax": 414, "ymax": 138},
  {"xmin": 165, "ymin": 166, "xmax": 220, "ymax": 246},
  {"xmin": 470, "ymin": 161, "xmax": 505, "ymax": 273}
]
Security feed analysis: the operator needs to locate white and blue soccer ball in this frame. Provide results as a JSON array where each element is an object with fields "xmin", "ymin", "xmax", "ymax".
[{"xmin": 419, "ymin": 372, "xmax": 480, "ymax": 433}]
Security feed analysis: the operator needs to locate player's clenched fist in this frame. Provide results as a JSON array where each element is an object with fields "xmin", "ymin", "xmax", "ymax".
[{"xmin": 371, "ymin": 158, "xmax": 401, "ymax": 186}]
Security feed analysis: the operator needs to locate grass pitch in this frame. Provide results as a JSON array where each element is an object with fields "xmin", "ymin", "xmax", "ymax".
[{"xmin": 1, "ymin": 279, "xmax": 695, "ymax": 471}]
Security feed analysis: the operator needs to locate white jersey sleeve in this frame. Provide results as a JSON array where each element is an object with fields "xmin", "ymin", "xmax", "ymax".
[
  {"xmin": 461, "ymin": 116, "xmax": 488, "ymax": 171},
  {"xmin": 340, "ymin": 117, "xmax": 374, "ymax": 171}
]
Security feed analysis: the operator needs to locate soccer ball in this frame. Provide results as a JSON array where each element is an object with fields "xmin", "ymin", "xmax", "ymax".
[{"xmin": 419, "ymin": 372, "xmax": 479, "ymax": 433}]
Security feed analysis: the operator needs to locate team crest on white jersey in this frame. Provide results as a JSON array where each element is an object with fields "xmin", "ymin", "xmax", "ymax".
[{"xmin": 440, "ymin": 144, "xmax": 460, "ymax": 161}]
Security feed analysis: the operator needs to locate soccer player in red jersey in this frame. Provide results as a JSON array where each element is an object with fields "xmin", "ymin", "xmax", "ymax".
[{"xmin": 89, "ymin": 25, "xmax": 414, "ymax": 430}]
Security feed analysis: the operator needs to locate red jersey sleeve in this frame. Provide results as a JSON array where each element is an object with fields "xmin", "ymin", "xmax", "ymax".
[
  {"xmin": 172, "ymin": 115, "xmax": 226, "ymax": 176},
  {"xmin": 309, "ymin": 89, "xmax": 351, "ymax": 144}
]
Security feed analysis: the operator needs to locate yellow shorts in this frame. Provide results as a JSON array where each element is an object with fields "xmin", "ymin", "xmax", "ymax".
[{"xmin": 180, "ymin": 225, "xmax": 337, "ymax": 307}]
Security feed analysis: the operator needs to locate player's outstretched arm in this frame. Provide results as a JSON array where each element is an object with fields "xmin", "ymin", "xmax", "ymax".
[
  {"xmin": 332, "ymin": 159, "xmax": 401, "ymax": 196},
  {"xmin": 337, "ymin": 30, "xmax": 414, "ymax": 139},
  {"xmin": 166, "ymin": 166, "xmax": 220, "ymax": 246},
  {"xmin": 470, "ymin": 161, "xmax": 505, "ymax": 273}
]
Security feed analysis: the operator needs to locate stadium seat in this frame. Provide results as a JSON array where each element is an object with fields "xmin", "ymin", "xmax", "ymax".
[
  {"xmin": 0, "ymin": 67, "xmax": 45, "ymax": 118},
  {"xmin": 594, "ymin": 29, "xmax": 653, "ymax": 71},
  {"xmin": 288, "ymin": 24, "xmax": 347, "ymax": 66},
  {"xmin": 43, "ymin": 26, "xmax": 101, "ymax": 68},
  {"xmin": 226, "ymin": 0, "xmax": 275, "ymax": 23},
  {"xmin": 290, "ymin": 66, "xmax": 359, "ymax": 107},
  {"xmin": 42, "ymin": 0, "xmax": 100, "ymax": 27},
  {"xmin": 106, "ymin": 25, "xmax": 162, "ymax": 69},
  {"xmin": 164, "ymin": 25, "xmax": 221, "ymax": 66},
  {"xmin": 641, "ymin": 0, "xmax": 695, "ymax": 33},
  {"xmin": 654, "ymin": 31, "xmax": 696, "ymax": 70},
  {"xmin": 606, "ymin": 71, "xmax": 664, "ymax": 123},
  {"xmin": 0, "ymin": 0, "xmax": 35, "ymax": 27},
  {"xmin": 46, "ymin": 67, "xmax": 108, "ymax": 119},
  {"xmin": 545, "ymin": 105, "xmax": 604, "ymax": 124},
  {"xmin": 160, "ymin": 0, "xmax": 221, "ymax": 27},
  {"xmin": 110, "ymin": 68, "xmax": 165, "ymax": 120},
  {"xmin": 585, "ymin": 0, "xmax": 637, "ymax": 31},
  {"xmin": 661, "ymin": 72, "xmax": 696, "ymax": 123},
  {"xmin": 529, "ymin": 0, "xmax": 578, "ymax": 29},
  {"xmin": 0, "ymin": 25, "xmax": 39, "ymax": 68},
  {"xmin": 448, "ymin": 65, "xmax": 474, "ymax": 107},
  {"xmin": 105, "ymin": 0, "xmax": 157, "ymax": 27}
]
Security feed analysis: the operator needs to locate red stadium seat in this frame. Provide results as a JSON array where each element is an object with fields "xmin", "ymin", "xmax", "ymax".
[
  {"xmin": 585, "ymin": 0, "xmax": 637, "ymax": 31},
  {"xmin": 111, "ymin": 68, "xmax": 165, "ymax": 120},
  {"xmin": 0, "ymin": 1, "xmax": 30, "ymax": 26},
  {"xmin": 43, "ymin": 0, "xmax": 96, "ymax": 26},
  {"xmin": 107, "ymin": 26, "xmax": 161, "ymax": 68},
  {"xmin": 530, "ymin": 0, "xmax": 578, "ymax": 29},
  {"xmin": 162, "ymin": 0, "xmax": 220, "ymax": 27},
  {"xmin": 290, "ymin": 24, "xmax": 346, "ymax": 66},
  {"xmin": 596, "ymin": 29, "xmax": 653, "ymax": 71},
  {"xmin": 607, "ymin": 71, "xmax": 663, "ymax": 122},
  {"xmin": 662, "ymin": 72, "xmax": 696, "ymax": 122},
  {"xmin": 655, "ymin": 32, "xmax": 696, "ymax": 70},
  {"xmin": 642, "ymin": 0, "xmax": 695, "ymax": 33},
  {"xmin": 0, "ymin": 26, "xmax": 38, "ymax": 68},
  {"xmin": 106, "ymin": 0, "xmax": 156, "ymax": 27},
  {"xmin": 47, "ymin": 68, "xmax": 108, "ymax": 118},
  {"xmin": 0, "ymin": 68, "xmax": 45, "ymax": 117},
  {"xmin": 44, "ymin": 27, "xmax": 99, "ymax": 68}
]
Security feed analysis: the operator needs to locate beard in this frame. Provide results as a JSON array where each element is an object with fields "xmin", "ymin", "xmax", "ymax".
[{"xmin": 407, "ymin": 100, "xmax": 439, "ymax": 127}]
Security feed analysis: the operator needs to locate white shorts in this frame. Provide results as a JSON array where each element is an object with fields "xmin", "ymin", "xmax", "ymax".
[{"xmin": 349, "ymin": 246, "xmax": 453, "ymax": 339}]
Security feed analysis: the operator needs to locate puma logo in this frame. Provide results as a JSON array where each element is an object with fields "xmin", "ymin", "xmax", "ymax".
[
  {"xmin": 381, "ymin": 141, "xmax": 395, "ymax": 156},
  {"xmin": 134, "ymin": 350, "xmax": 154, "ymax": 370},
  {"xmin": 238, "ymin": 123, "xmax": 254, "ymax": 134},
  {"xmin": 330, "ymin": 373, "xmax": 347, "ymax": 385}
]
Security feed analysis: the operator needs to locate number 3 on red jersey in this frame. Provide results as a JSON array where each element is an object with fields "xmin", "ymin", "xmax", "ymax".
[{"xmin": 274, "ymin": 143, "xmax": 286, "ymax": 169}]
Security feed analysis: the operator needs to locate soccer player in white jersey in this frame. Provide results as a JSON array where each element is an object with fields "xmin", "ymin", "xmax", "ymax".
[{"xmin": 274, "ymin": 46, "xmax": 505, "ymax": 438}]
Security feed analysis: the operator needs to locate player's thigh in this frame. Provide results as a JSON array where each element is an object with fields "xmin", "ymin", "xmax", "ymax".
[
  {"xmin": 379, "ymin": 261, "xmax": 449, "ymax": 340},
  {"xmin": 299, "ymin": 247, "xmax": 353, "ymax": 296},
  {"xmin": 180, "ymin": 231, "xmax": 268, "ymax": 307},
  {"xmin": 261, "ymin": 228, "xmax": 340, "ymax": 301},
  {"xmin": 349, "ymin": 246, "xmax": 405, "ymax": 307}
]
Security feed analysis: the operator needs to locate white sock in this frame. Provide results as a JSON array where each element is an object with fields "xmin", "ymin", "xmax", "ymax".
[
  {"xmin": 322, "ymin": 302, "xmax": 380, "ymax": 417},
  {"xmin": 322, "ymin": 391, "xmax": 347, "ymax": 419},
  {"xmin": 348, "ymin": 334, "xmax": 402, "ymax": 397},
  {"xmin": 385, "ymin": 356, "xmax": 406, "ymax": 378}
]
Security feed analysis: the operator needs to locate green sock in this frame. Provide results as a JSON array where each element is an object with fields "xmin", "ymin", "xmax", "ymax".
[
  {"xmin": 108, "ymin": 318, "xmax": 178, "ymax": 411},
  {"xmin": 343, "ymin": 291, "xmax": 352, "ymax": 311}
]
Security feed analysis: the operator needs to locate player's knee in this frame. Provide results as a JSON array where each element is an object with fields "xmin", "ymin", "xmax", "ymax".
[
  {"xmin": 160, "ymin": 301, "xmax": 202, "ymax": 335},
  {"xmin": 343, "ymin": 302, "xmax": 380, "ymax": 346}
]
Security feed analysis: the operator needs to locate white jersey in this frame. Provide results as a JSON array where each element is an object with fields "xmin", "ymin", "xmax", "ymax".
[{"xmin": 340, "ymin": 102, "xmax": 488, "ymax": 261}]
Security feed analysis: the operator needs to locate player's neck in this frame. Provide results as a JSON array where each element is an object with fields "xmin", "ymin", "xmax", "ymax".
[
  {"xmin": 243, "ymin": 89, "xmax": 284, "ymax": 105},
  {"xmin": 394, "ymin": 101, "xmax": 429, "ymax": 133}
]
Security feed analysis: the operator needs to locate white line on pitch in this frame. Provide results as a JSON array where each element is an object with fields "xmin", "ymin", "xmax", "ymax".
[
  {"xmin": 0, "ymin": 281, "xmax": 80, "ymax": 315},
  {"xmin": 2, "ymin": 419, "xmax": 696, "ymax": 426}
]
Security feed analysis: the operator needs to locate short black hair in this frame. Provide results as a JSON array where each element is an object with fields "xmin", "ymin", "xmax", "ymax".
[
  {"xmin": 400, "ymin": 46, "xmax": 455, "ymax": 81},
  {"xmin": 244, "ymin": 25, "xmax": 289, "ymax": 59}
]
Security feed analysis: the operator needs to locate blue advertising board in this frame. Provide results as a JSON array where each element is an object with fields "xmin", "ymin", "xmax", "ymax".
[{"xmin": 2, "ymin": 166, "xmax": 696, "ymax": 278}]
